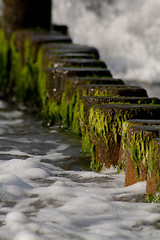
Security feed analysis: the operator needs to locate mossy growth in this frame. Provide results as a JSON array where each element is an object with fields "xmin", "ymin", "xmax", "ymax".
[
  {"xmin": 127, "ymin": 130, "xmax": 160, "ymax": 182},
  {"xmin": 47, "ymin": 82, "xmax": 129, "ymax": 142},
  {"xmin": 80, "ymin": 99, "xmax": 145, "ymax": 156},
  {"xmin": 120, "ymin": 121, "xmax": 160, "ymax": 174},
  {"xmin": 0, "ymin": 30, "xmax": 9, "ymax": 91},
  {"xmin": 147, "ymin": 139, "xmax": 160, "ymax": 177},
  {"xmin": 0, "ymin": 30, "xmax": 112, "ymax": 135},
  {"xmin": 79, "ymin": 100, "xmax": 92, "ymax": 153},
  {"xmin": 44, "ymin": 80, "xmax": 78, "ymax": 128},
  {"xmin": 35, "ymin": 47, "xmax": 48, "ymax": 108},
  {"xmin": 0, "ymin": 30, "xmax": 46, "ymax": 107},
  {"xmin": 146, "ymin": 192, "xmax": 160, "ymax": 203},
  {"xmin": 44, "ymin": 77, "xmax": 127, "ymax": 133},
  {"xmin": 69, "ymin": 86, "xmax": 114, "ymax": 136},
  {"xmin": 9, "ymin": 34, "xmax": 40, "ymax": 104},
  {"xmin": 50, "ymin": 83, "xmax": 114, "ymax": 134},
  {"xmin": 70, "ymin": 90, "xmax": 81, "ymax": 134},
  {"xmin": 61, "ymin": 81, "xmax": 78, "ymax": 130},
  {"xmin": 43, "ymin": 79, "xmax": 115, "ymax": 131},
  {"xmin": 42, "ymin": 99, "xmax": 61, "ymax": 126},
  {"xmin": 117, "ymin": 120, "xmax": 132, "ymax": 173},
  {"xmin": 81, "ymin": 102, "xmax": 116, "ymax": 154},
  {"xmin": 88, "ymin": 106, "xmax": 128, "ymax": 148},
  {"xmin": 90, "ymin": 144, "xmax": 104, "ymax": 172},
  {"xmin": 8, "ymin": 33, "xmax": 55, "ymax": 120},
  {"xmin": 128, "ymin": 131, "xmax": 147, "ymax": 181},
  {"xmin": 69, "ymin": 86, "xmax": 132, "ymax": 137},
  {"xmin": 87, "ymin": 104, "xmax": 154, "ymax": 170},
  {"xmin": 37, "ymin": 53, "xmax": 62, "ymax": 126},
  {"xmin": 41, "ymin": 80, "xmax": 78, "ymax": 128},
  {"xmin": 8, "ymin": 33, "xmax": 70, "ymax": 126}
]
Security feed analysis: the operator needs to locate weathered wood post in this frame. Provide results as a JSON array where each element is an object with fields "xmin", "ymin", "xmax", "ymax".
[{"xmin": 2, "ymin": 0, "xmax": 52, "ymax": 36}]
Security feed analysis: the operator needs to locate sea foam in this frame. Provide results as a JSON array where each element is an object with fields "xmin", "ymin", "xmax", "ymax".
[{"xmin": 53, "ymin": 0, "xmax": 160, "ymax": 84}]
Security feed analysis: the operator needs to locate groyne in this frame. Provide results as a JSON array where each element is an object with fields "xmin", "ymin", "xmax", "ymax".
[{"xmin": 0, "ymin": 25, "xmax": 160, "ymax": 201}]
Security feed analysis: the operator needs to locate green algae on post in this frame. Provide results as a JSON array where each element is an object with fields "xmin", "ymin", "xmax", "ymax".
[
  {"xmin": 119, "ymin": 120, "xmax": 160, "ymax": 174},
  {"xmin": 125, "ymin": 126, "xmax": 160, "ymax": 187},
  {"xmin": 0, "ymin": 30, "xmax": 9, "ymax": 92},
  {"xmin": 91, "ymin": 144, "xmax": 104, "ymax": 172},
  {"xmin": 146, "ymin": 138, "xmax": 160, "ymax": 199},
  {"xmin": 9, "ymin": 35, "xmax": 39, "ymax": 103},
  {"xmin": 87, "ymin": 104, "xmax": 160, "ymax": 171}
]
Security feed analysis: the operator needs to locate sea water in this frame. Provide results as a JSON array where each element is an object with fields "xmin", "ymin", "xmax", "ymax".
[
  {"xmin": 53, "ymin": 0, "xmax": 160, "ymax": 98},
  {"xmin": 0, "ymin": 102, "xmax": 160, "ymax": 240}
]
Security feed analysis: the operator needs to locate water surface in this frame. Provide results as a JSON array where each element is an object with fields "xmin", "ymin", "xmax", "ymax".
[{"xmin": 0, "ymin": 101, "xmax": 160, "ymax": 240}]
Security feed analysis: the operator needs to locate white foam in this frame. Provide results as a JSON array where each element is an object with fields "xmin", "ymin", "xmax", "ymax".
[
  {"xmin": 13, "ymin": 231, "xmax": 44, "ymax": 240},
  {"xmin": 53, "ymin": 0, "xmax": 160, "ymax": 84},
  {"xmin": 0, "ymin": 149, "xmax": 32, "ymax": 157},
  {"xmin": 5, "ymin": 212, "xmax": 47, "ymax": 240},
  {"xmin": 6, "ymin": 212, "xmax": 29, "ymax": 226},
  {"xmin": 0, "ymin": 159, "xmax": 50, "ymax": 181},
  {"xmin": 0, "ymin": 174, "xmax": 32, "ymax": 189},
  {"xmin": 0, "ymin": 174, "xmax": 32, "ymax": 202}
]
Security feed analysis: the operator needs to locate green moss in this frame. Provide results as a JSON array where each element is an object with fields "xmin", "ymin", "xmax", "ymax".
[
  {"xmin": 9, "ymin": 34, "xmax": 21, "ymax": 92},
  {"xmin": 70, "ymin": 89, "xmax": 81, "ymax": 134},
  {"xmin": 8, "ymin": 33, "xmax": 62, "ymax": 125},
  {"xmin": 129, "ymin": 134, "xmax": 141, "ymax": 181},
  {"xmin": 120, "ymin": 120, "xmax": 160, "ymax": 176},
  {"xmin": 147, "ymin": 140, "xmax": 160, "ymax": 176},
  {"xmin": 36, "ymin": 48, "xmax": 47, "ymax": 106},
  {"xmin": 120, "ymin": 122, "xmax": 140, "ymax": 175},
  {"xmin": 87, "ymin": 107, "xmax": 111, "ymax": 165},
  {"xmin": 117, "ymin": 164, "xmax": 125, "ymax": 174},
  {"xmin": 86, "ymin": 75, "xmax": 112, "ymax": 79},
  {"xmin": 91, "ymin": 144, "xmax": 104, "ymax": 172},
  {"xmin": 87, "ymin": 105, "xmax": 155, "ymax": 170},
  {"xmin": 0, "ymin": 31, "xmax": 45, "ymax": 105},
  {"xmin": 58, "ymin": 85, "xmax": 129, "ymax": 147},
  {"xmin": 70, "ymin": 88, "xmax": 123, "ymax": 144},
  {"xmin": 53, "ymin": 83, "xmax": 115, "ymax": 133},
  {"xmin": 79, "ymin": 101, "xmax": 91, "ymax": 153},
  {"xmin": 127, "ymin": 130, "xmax": 155, "ymax": 181},
  {"xmin": 9, "ymin": 35, "xmax": 40, "ymax": 103},
  {"xmin": 57, "ymin": 84, "xmax": 113, "ymax": 134},
  {"xmin": 88, "ymin": 106, "xmax": 127, "ymax": 154},
  {"xmin": 60, "ymin": 90, "xmax": 70, "ymax": 127},
  {"xmin": 146, "ymin": 140, "xmax": 160, "ymax": 200},
  {"xmin": 89, "ymin": 107, "xmax": 110, "ymax": 148},
  {"xmin": 81, "ymin": 129, "xmax": 91, "ymax": 153},
  {"xmin": 0, "ymin": 30, "xmax": 9, "ymax": 90},
  {"xmin": 42, "ymin": 99, "xmax": 61, "ymax": 126},
  {"xmin": 146, "ymin": 192, "xmax": 160, "ymax": 203},
  {"xmin": 121, "ymin": 121, "xmax": 131, "ymax": 168},
  {"xmin": 42, "ymin": 80, "xmax": 79, "ymax": 129}
]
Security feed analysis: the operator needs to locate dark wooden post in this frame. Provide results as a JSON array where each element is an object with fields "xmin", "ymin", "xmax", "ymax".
[{"xmin": 2, "ymin": 0, "xmax": 52, "ymax": 36}]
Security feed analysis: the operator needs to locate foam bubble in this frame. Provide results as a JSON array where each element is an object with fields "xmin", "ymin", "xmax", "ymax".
[
  {"xmin": 0, "ymin": 159, "xmax": 50, "ymax": 182},
  {"xmin": 13, "ymin": 231, "xmax": 44, "ymax": 240},
  {"xmin": 0, "ymin": 174, "xmax": 32, "ymax": 189},
  {"xmin": 6, "ymin": 212, "xmax": 29, "ymax": 226}
]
